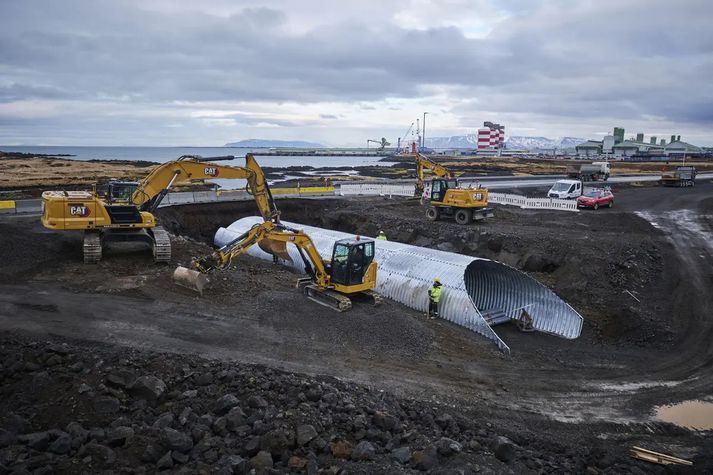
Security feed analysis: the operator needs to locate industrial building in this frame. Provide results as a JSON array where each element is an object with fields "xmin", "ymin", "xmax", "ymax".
[
  {"xmin": 477, "ymin": 121, "xmax": 505, "ymax": 150},
  {"xmin": 575, "ymin": 128, "xmax": 706, "ymax": 160}
]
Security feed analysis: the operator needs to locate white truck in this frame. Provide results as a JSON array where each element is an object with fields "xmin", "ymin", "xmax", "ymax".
[
  {"xmin": 547, "ymin": 179, "xmax": 583, "ymax": 199},
  {"xmin": 566, "ymin": 161, "xmax": 610, "ymax": 181}
]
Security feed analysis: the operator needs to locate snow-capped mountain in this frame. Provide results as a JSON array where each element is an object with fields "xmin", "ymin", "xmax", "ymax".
[
  {"xmin": 424, "ymin": 135, "xmax": 587, "ymax": 150},
  {"xmin": 506, "ymin": 136, "xmax": 587, "ymax": 150},
  {"xmin": 423, "ymin": 134, "xmax": 479, "ymax": 149}
]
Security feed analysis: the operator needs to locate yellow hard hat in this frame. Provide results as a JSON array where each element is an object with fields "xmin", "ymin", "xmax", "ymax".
[{"xmin": 434, "ymin": 278, "xmax": 441, "ymax": 284}]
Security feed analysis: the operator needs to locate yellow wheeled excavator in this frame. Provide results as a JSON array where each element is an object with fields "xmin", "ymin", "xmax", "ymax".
[
  {"xmin": 412, "ymin": 152, "xmax": 493, "ymax": 225},
  {"xmin": 173, "ymin": 220, "xmax": 380, "ymax": 312},
  {"xmin": 41, "ymin": 154, "xmax": 278, "ymax": 263}
]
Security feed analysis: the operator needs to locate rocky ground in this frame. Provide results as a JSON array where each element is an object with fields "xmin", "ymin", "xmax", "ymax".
[
  {"xmin": 1, "ymin": 335, "xmax": 621, "ymax": 474},
  {"xmin": 2, "ymin": 183, "xmax": 713, "ymax": 473}
]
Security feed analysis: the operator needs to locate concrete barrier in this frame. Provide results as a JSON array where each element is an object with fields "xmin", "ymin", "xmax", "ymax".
[
  {"xmin": 0, "ymin": 200, "xmax": 16, "ymax": 214},
  {"xmin": 272, "ymin": 186, "xmax": 335, "ymax": 195},
  {"xmin": 15, "ymin": 199, "xmax": 43, "ymax": 214}
]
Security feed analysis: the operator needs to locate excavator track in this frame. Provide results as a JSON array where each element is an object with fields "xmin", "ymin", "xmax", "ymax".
[
  {"xmin": 152, "ymin": 226, "xmax": 172, "ymax": 263},
  {"xmin": 296, "ymin": 278, "xmax": 352, "ymax": 312},
  {"xmin": 83, "ymin": 231, "xmax": 102, "ymax": 264},
  {"xmin": 361, "ymin": 289, "xmax": 383, "ymax": 306}
]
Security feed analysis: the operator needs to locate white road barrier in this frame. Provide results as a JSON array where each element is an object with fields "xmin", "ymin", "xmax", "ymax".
[
  {"xmin": 338, "ymin": 183, "xmax": 414, "ymax": 197},
  {"xmin": 489, "ymin": 193, "xmax": 579, "ymax": 212}
]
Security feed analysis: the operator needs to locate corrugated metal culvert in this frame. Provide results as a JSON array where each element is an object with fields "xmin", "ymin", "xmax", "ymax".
[{"xmin": 215, "ymin": 217, "xmax": 583, "ymax": 354}]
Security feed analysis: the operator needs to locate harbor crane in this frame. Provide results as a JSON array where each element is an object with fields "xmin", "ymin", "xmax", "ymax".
[{"xmin": 367, "ymin": 138, "xmax": 390, "ymax": 151}]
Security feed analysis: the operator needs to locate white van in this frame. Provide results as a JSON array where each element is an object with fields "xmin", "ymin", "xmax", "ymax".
[{"xmin": 547, "ymin": 179, "xmax": 582, "ymax": 199}]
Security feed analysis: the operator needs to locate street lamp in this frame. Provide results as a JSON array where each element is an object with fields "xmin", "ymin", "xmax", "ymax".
[{"xmin": 422, "ymin": 112, "xmax": 429, "ymax": 149}]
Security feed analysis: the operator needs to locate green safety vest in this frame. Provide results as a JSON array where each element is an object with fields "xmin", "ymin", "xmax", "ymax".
[
  {"xmin": 429, "ymin": 285, "xmax": 442, "ymax": 303},
  {"xmin": 376, "ymin": 233, "xmax": 387, "ymax": 241}
]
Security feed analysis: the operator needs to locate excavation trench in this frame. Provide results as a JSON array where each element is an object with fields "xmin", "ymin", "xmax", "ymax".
[
  {"xmin": 213, "ymin": 216, "xmax": 583, "ymax": 353},
  {"xmin": 155, "ymin": 196, "xmax": 679, "ymax": 348}
]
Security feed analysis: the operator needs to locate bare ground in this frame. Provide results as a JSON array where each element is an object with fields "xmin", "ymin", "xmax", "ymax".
[{"xmin": 1, "ymin": 183, "xmax": 713, "ymax": 472}]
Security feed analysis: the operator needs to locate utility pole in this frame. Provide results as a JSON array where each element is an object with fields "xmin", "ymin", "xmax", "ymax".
[
  {"xmin": 422, "ymin": 112, "xmax": 428, "ymax": 149},
  {"xmin": 416, "ymin": 118, "xmax": 420, "ymax": 151}
]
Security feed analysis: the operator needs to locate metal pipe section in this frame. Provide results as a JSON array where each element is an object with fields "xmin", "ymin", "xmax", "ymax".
[{"xmin": 215, "ymin": 217, "xmax": 583, "ymax": 353}]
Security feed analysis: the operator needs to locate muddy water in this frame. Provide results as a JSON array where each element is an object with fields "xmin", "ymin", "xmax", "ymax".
[{"xmin": 655, "ymin": 399, "xmax": 713, "ymax": 430}]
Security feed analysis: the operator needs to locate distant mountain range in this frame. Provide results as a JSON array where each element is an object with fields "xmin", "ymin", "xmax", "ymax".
[
  {"xmin": 424, "ymin": 135, "xmax": 587, "ymax": 150},
  {"xmin": 225, "ymin": 139, "xmax": 324, "ymax": 148},
  {"xmin": 506, "ymin": 136, "xmax": 587, "ymax": 150},
  {"xmin": 226, "ymin": 136, "xmax": 587, "ymax": 150}
]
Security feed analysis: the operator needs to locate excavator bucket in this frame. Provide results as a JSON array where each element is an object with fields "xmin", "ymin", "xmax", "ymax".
[
  {"xmin": 173, "ymin": 266, "xmax": 209, "ymax": 295},
  {"xmin": 258, "ymin": 238, "xmax": 293, "ymax": 262}
]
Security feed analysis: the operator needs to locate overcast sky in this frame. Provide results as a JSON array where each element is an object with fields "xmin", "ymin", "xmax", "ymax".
[{"xmin": 1, "ymin": 0, "xmax": 712, "ymax": 146}]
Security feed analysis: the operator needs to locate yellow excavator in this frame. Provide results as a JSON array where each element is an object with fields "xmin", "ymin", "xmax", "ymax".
[
  {"xmin": 41, "ymin": 154, "xmax": 278, "ymax": 263},
  {"xmin": 412, "ymin": 152, "xmax": 493, "ymax": 225},
  {"xmin": 173, "ymin": 220, "xmax": 380, "ymax": 311}
]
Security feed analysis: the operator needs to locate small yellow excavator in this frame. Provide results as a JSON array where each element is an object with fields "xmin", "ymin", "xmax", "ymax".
[
  {"xmin": 412, "ymin": 152, "xmax": 493, "ymax": 225},
  {"xmin": 41, "ymin": 154, "xmax": 278, "ymax": 263},
  {"xmin": 173, "ymin": 220, "xmax": 380, "ymax": 311}
]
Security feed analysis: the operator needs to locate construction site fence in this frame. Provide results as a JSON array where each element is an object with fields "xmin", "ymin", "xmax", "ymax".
[
  {"xmin": 338, "ymin": 183, "xmax": 414, "ymax": 197},
  {"xmin": 488, "ymin": 193, "xmax": 579, "ymax": 212},
  {"xmin": 159, "ymin": 186, "xmax": 336, "ymax": 207}
]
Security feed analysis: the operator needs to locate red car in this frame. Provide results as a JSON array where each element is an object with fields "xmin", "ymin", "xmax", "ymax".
[{"xmin": 577, "ymin": 189, "xmax": 614, "ymax": 209}]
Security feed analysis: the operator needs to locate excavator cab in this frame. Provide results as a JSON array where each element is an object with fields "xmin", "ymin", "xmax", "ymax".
[
  {"xmin": 429, "ymin": 179, "xmax": 459, "ymax": 203},
  {"xmin": 330, "ymin": 238, "xmax": 375, "ymax": 286},
  {"xmin": 100, "ymin": 181, "xmax": 140, "ymax": 203}
]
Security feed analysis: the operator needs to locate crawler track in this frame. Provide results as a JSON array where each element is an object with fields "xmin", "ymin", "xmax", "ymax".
[
  {"xmin": 152, "ymin": 226, "xmax": 171, "ymax": 263},
  {"xmin": 82, "ymin": 231, "xmax": 102, "ymax": 263}
]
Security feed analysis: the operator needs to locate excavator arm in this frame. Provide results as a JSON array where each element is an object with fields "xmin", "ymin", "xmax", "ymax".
[
  {"xmin": 414, "ymin": 152, "xmax": 453, "ymax": 196},
  {"xmin": 192, "ymin": 220, "xmax": 331, "ymax": 288},
  {"xmin": 133, "ymin": 154, "xmax": 279, "ymax": 221}
]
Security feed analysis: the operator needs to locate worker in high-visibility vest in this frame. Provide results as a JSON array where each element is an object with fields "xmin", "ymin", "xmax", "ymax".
[
  {"xmin": 376, "ymin": 230, "xmax": 388, "ymax": 241},
  {"xmin": 428, "ymin": 278, "xmax": 442, "ymax": 319}
]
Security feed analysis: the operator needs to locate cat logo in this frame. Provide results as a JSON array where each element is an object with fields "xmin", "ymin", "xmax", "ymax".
[
  {"xmin": 69, "ymin": 205, "xmax": 91, "ymax": 217},
  {"xmin": 204, "ymin": 167, "xmax": 219, "ymax": 177},
  {"xmin": 472, "ymin": 192, "xmax": 483, "ymax": 201}
]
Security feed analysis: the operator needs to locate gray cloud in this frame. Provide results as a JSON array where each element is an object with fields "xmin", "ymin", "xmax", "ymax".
[{"xmin": 0, "ymin": 0, "xmax": 712, "ymax": 144}]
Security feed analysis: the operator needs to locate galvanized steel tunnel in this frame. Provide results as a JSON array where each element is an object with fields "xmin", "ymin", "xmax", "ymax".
[{"xmin": 215, "ymin": 217, "xmax": 583, "ymax": 353}]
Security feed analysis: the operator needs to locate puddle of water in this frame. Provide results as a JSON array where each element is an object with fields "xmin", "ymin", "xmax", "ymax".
[{"xmin": 655, "ymin": 399, "xmax": 713, "ymax": 430}]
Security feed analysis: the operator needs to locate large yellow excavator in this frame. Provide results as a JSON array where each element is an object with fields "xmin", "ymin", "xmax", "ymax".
[
  {"xmin": 412, "ymin": 152, "xmax": 493, "ymax": 225},
  {"xmin": 41, "ymin": 154, "xmax": 278, "ymax": 263},
  {"xmin": 173, "ymin": 220, "xmax": 380, "ymax": 311}
]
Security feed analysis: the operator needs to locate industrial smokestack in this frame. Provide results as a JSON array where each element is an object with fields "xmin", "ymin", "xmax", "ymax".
[
  {"xmin": 636, "ymin": 133, "xmax": 644, "ymax": 142},
  {"xmin": 671, "ymin": 135, "xmax": 676, "ymax": 143},
  {"xmin": 661, "ymin": 139, "xmax": 666, "ymax": 146},
  {"xmin": 650, "ymin": 136, "xmax": 657, "ymax": 144}
]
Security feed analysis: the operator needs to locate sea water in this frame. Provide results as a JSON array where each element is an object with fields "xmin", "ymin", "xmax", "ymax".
[{"xmin": 0, "ymin": 146, "xmax": 389, "ymax": 168}]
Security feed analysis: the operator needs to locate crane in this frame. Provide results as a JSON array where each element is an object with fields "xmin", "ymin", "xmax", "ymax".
[
  {"xmin": 41, "ymin": 154, "xmax": 278, "ymax": 264},
  {"xmin": 397, "ymin": 122, "xmax": 415, "ymax": 153},
  {"xmin": 367, "ymin": 138, "xmax": 390, "ymax": 151}
]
